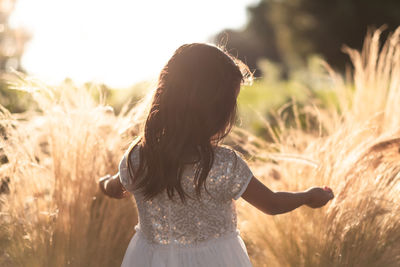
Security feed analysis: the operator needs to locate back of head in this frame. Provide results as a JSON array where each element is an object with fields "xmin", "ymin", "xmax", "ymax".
[{"xmin": 129, "ymin": 43, "xmax": 250, "ymax": 202}]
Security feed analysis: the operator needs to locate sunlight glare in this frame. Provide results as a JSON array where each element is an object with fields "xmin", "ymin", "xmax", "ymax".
[{"xmin": 10, "ymin": 0, "xmax": 259, "ymax": 88}]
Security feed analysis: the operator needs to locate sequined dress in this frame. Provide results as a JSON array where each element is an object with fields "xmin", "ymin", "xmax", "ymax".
[{"xmin": 118, "ymin": 146, "xmax": 254, "ymax": 267}]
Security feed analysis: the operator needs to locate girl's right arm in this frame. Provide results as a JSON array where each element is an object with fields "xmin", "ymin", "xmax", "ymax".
[
  {"xmin": 98, "ymin": 174, "xmax": 129, "ymax": 199},
  {"xmin": 241, "ymin": 176, "xmax": 334, "ymax": 215}
]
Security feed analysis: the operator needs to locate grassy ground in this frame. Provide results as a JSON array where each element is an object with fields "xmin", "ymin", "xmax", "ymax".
[{"xmin": 1, "ymin": 28, "xmax": 400, "ymax": 266}]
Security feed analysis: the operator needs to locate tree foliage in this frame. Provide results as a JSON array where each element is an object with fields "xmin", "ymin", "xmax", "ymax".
[
  {"xmin": 0, "ymin": 0, "xmax": 31, "ymax": 113},
  {"xmin": 214, "ymin": 0, "xmax": 400, "ymax": 76}
]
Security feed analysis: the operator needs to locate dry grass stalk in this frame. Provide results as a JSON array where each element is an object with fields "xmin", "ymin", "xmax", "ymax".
[
  {"xmin": 237, "ymin": 27, "xmax": 400, "ymax": 266},
  {"xmin": 1, "ymin": 27, "xmax": 400, "ymax": 267}
]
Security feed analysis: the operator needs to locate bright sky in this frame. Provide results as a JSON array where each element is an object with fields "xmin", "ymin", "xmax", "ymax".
[{"xmin": 10, "ymin": 0, "xmax": 259, "ymax": 88}]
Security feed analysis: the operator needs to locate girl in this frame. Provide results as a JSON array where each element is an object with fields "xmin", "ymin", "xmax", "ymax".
[{"xmin": 99, "ymin": 43, "xmax": 334, "ymax": 267}]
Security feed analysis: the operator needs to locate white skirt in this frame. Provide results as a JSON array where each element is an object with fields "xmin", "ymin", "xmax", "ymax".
[{"xmin": 121, "ymin": 229, "xmax": 253, "ymax": 267}]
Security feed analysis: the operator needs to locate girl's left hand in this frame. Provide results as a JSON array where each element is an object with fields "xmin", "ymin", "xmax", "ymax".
[{"xmin": 305, "ymin": 186, "xmax": 334, "ymax": 209}]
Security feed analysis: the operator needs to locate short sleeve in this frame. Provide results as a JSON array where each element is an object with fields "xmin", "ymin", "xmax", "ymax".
[
  {"xmin": 228, "ymin": 150, "xmax": 254, "ymax": 200},
  {"xmin": 118, "ymin": 153, "xmax": 132, "ymax": 190},
  {"xmin": 118, "ymin": 146, "xmax": 140, "ymax": 192}
]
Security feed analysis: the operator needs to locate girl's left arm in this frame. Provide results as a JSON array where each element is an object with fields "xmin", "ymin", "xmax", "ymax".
[{"xmin": 98, "ymin": 174, "xmax": 129, "ymax": 199}]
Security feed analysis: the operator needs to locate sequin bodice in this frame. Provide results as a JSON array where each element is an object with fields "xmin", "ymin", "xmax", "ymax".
[{"xmin": 119, "ymin": 146, "xmax": 253, "ymax": 246}]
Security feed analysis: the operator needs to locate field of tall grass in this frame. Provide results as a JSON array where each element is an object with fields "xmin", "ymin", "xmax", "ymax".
[{"xmin": 1, "ymin": 28, "xmax": 400, "ymax": 266}]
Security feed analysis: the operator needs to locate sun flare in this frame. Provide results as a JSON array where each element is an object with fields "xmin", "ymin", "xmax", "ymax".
[{"xmin": 9, "ymin": 0, "xmax": 258, "ymax": 87}]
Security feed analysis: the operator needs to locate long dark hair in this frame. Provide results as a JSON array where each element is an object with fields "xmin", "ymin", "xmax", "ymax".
[{"xmin": 127, "ymin": 43, "xmax": 250, "ymax": 202}]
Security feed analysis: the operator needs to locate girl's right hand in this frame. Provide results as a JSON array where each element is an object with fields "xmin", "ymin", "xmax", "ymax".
[
  {"xmin": 98, "ymin": 174, "xmax": 112, "ymax": 195},
  {"xmin": 305, "ymin": 186, "xmax": 334, "ymax": 208}
]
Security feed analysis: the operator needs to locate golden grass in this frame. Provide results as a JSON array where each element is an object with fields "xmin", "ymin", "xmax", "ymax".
[
  {"xmin": 0, "ymin": 27, "xmax": 399, "ymax": 266},
  {"xmin": 237, "ymin": 27, "xmax": 400, "ymax": 267},
  {"xmin": 0, "ymin": 83, "xmax": 140, "ymax": 266}
]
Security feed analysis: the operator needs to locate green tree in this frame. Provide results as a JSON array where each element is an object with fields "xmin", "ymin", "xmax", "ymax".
[
  {"xmin": 215, "ymin": 0, "xmax": 400, "ymax": 75},
  {"xmin": 0, "ymin": 0, "xmax": 31, "ymax": 113}
]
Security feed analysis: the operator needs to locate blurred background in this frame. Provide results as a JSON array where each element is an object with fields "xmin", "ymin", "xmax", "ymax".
[
  {"xmin": 1, "ymin": 1, "xmax": 400, "ymax": 266},
  {"xmin": 1, "ymin": 0, "xmax": 400, "ymax": 114}
]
